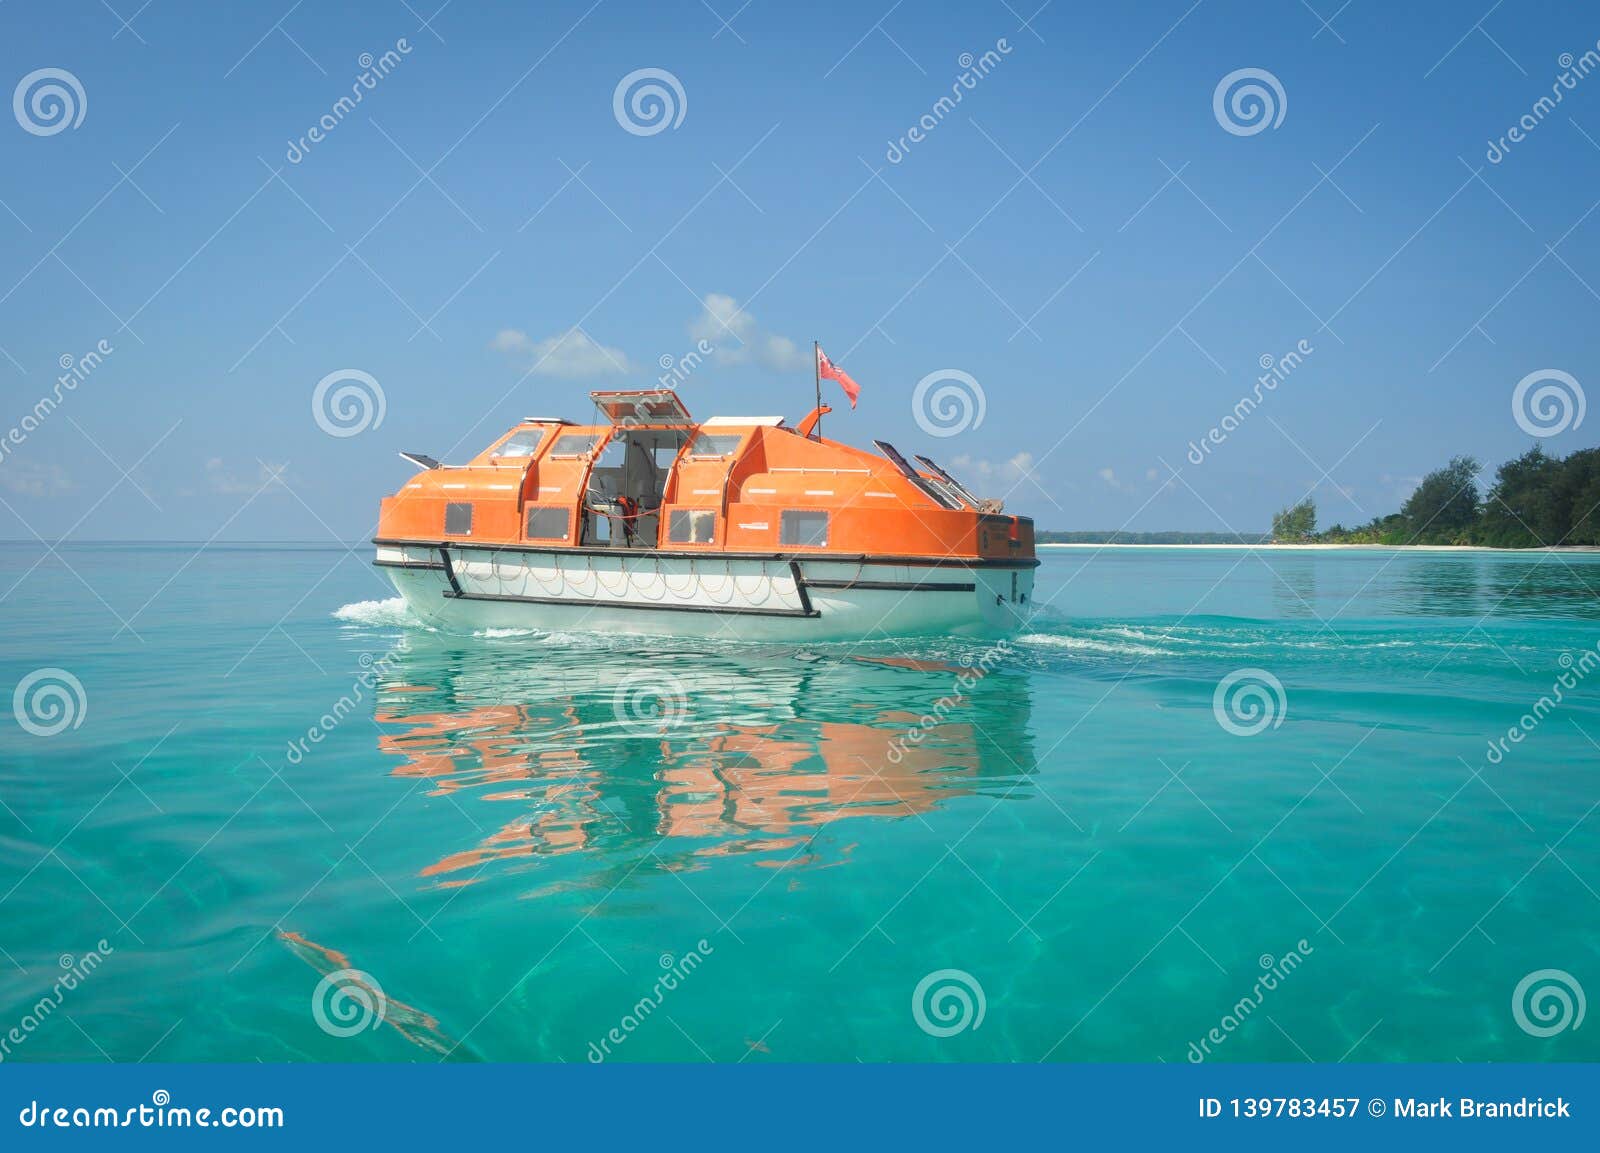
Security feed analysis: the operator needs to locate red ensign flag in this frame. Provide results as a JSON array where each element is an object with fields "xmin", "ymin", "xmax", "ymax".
[{"xmin": 816, "ymin": 345, "xmax": 861, "ymax": 409}]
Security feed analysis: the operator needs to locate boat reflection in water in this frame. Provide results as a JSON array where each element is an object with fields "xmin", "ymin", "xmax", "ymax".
[{"xmin": 367, "ymin": 635, "xmax": 1036, "ymax": 888}]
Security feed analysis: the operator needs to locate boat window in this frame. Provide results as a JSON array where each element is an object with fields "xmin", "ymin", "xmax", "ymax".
[
  {"xmin": 525, "ymin": 506, "xmax": 570, "ymax": 540},
  {"xmin": 445, "ymin": 502, "xmax": 473, "ymax": 536},
  {"xmin": 686, "ymin": 433, "xmax": 742, "ymax": 459},
  {"xmin": 780, "ymin": 509, "xmax": 829, "ymax": 547},
  {"xmin": 668, "ymin": 509, "xmax": 716, "ymax": 544},
  {"xmin": 550, "ymin": 432, "xmax": 603, "ymax": 459},
  {"xmin": 491, "ymin": 429, "xmax": 545, "ymax": 458}
]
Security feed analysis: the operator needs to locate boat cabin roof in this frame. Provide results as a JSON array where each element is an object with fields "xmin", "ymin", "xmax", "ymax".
[{"xmin": 378, "ymin": 389, "xmax": 1031, "ymax": 561}]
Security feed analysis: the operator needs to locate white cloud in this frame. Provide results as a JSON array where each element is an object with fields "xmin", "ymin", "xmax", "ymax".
[
  {"xmin": 491, "ymin": 328, "xmax": 632, "ymax": 377},
  {"xmin": 951, "ymin": 452, "xmax": 1034, "ymax": 483},
  {"xmin": 1096, "ymin": 466, "xmax": 1137, "ymax": 493},
  {"xmin": 689, "ymin": 293, "xmax": 808, "ymax": 371},
  {"xmin": 206, "ymin": 458, "xmax": 289, "ymax": 496},
  {"xmin": 0, "ymin": 461, "xmax": 72, "ymax": 497}
]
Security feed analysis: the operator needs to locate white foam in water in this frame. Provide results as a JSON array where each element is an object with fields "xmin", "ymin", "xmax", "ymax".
[
  {"xmin": 473, "ymin": 627, "xmax": 542, "ymax": 639},
  {"xmin": 332, "ymin": 598, "xmax": 422, "ymax": 627},
  {"xmin": 1018, "ymin": 632, "xmax": 1167, "ymax": 657}
]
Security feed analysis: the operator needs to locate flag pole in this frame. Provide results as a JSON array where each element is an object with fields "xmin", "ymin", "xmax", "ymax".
[{"xmin": 813, "ymin": 339, "xmax": 822, "ymax": 440}]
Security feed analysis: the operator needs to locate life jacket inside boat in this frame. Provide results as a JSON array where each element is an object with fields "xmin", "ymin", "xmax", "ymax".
[{"xmin": 375, "ymin": 388, "xmax": 1035, "ymax": 566}]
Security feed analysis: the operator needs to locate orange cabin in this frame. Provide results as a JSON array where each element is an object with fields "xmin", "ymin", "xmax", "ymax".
[{"xmin": 375, "ymin": 389, "xmax": 1035, "ymax": 564}]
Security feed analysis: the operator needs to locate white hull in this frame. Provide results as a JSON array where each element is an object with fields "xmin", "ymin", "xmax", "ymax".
[{"xmin": 376, "ymin": 543, "xmax": 1033, "ymax": 641}]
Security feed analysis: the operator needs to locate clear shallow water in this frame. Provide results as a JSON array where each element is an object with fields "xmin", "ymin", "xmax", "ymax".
[{"xmin": 1, "ymin": 543, "xmax": 1597, "ymax": 1062}]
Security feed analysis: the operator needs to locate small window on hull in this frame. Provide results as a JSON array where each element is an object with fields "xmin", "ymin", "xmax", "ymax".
[
  {"xmin": 445, "ymin": 502, "xmax": 473, "ymax": 535},
  {"xmin": 525, "ymin": 506, "xmax": 571, "ymax": 540},
  {"xmin": 668, "ymin": 509, "xmax": 716, "ymax": 544},
  {"xmin": 780, "ymin": 510, "xmax": 829, "ymax": 547}
]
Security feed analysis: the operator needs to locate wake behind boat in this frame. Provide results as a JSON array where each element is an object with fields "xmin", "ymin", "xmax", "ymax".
[{"xmin": 373, "ymin": 387, "xmax": 1037, "ymax": 639}]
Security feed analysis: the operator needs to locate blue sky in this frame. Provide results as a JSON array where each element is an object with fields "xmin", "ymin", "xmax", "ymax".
[{"xmin": 1, "ymin": 0, "xmax": 1597, "ymax": 539}]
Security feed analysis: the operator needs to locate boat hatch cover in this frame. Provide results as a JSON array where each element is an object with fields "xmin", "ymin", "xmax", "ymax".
[
  {"xmin": 915, "ymin": 454, "xmax": 980, "ymax": 508},
  {"xmin": 874, "ymin": 439, "xmax": 964, "ymax": 511},
  {"xmin": 589, "ymin": 389, "xmax": 693, "ymax": 425}
]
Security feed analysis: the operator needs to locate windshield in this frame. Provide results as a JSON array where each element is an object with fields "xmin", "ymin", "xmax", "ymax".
[
  {"xmin": 550, "ymin": 433, "xmax": 604, "ymax": 459},
  {"xmin": 687, "ymin": 433, "xmax": 742, "ymax": 459},
  {"xmin": 491, "ymin": 429, "xmax": 545, "ymax": 458}
]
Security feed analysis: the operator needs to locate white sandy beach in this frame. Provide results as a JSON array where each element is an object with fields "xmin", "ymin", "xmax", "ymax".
[{"xmin": 1036, "ymin": 542, "xmax": 1600, "ymax": 552}]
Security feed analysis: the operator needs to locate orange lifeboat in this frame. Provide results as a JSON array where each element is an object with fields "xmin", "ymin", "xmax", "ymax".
[{"xmin": 373, "ymin": 389, "xmax": 1036, "ymax": 639}]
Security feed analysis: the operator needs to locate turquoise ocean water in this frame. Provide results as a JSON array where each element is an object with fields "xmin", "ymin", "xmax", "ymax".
[{"xmin": 1, "ymin": 543, "xmax": 1597, "ymax": 1062}]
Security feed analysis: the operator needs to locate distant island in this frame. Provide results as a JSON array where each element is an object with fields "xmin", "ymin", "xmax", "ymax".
[
  {"xmin": 1040, "ymin": 444, "xmax": 1599, "ymax": 548},
  {"xmin": 1038, "ymin": 531, "xmax": 1272, "ymax": 545}
]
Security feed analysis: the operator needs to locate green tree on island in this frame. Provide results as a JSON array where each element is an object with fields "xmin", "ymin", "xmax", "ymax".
[
  {"xmin": 1271, "ymin": 498, "xmax": 1316, "ymax": 541},
  {"xmin": 1399, "ymin": 455, "xmax": 1481, "ymax": 544},
  {"xmin": 1313, "ymin": 445, "xmax": 1600, "ymax": 547}
]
